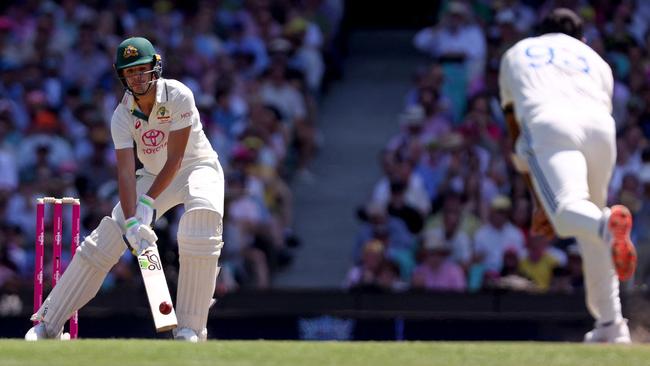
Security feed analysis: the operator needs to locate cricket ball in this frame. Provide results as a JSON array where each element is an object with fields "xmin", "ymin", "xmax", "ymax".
[{"xmin": 159, "ymin": 301, "xmax": 173, "ymax": 315}]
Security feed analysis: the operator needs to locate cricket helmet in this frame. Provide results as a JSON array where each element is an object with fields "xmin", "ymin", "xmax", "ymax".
[{"xmin": 114, "ymin": 37, "xmax": 162, "ymax": 93}]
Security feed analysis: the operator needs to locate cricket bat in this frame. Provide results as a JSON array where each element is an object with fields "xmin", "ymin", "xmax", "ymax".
[{"xmin": 137, "ymin": 245, "xmax": 177, "ymax": 332}]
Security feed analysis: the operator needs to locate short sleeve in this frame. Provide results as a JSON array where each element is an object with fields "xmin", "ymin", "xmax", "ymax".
[
  {"xmin": 170, "ymin": 88, "xmax": 199, "ymax": 131},
  {"xmin": 110, "ymin": 107, "xmax": 134, "ymax": 149}
]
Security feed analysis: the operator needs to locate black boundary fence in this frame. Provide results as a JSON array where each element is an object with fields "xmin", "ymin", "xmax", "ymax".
[{"xmin": 3, "ymin": 288, "xmax": 650, "ymax": 340}]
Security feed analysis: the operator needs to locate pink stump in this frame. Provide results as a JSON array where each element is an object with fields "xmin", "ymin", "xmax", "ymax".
[
  {"xmin": 69, "ymin": 201, "xmax": 80, "ymax": 339},
  {"xmin": 33, "ymin": 199, "xmax": 45, "ymax": 324},
  {"xmin": 52, "ymin": 200, "xmax": 63, "ymax": 287}
]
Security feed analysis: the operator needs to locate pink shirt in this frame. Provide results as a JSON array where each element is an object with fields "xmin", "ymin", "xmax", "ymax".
[{"xmin": 413, "ymin": 261, "xmax": 466, "ymax": 291}]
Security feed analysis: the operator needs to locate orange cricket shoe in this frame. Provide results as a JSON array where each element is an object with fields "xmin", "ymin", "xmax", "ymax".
[{"xmin": 608, "ymin": 205, "xmax": 637, "ymax": 281}]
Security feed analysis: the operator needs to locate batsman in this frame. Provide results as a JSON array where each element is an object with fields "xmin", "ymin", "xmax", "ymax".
[{"xmin": 25, "ymin": 37, "xmax": 225, "ymax": 342}]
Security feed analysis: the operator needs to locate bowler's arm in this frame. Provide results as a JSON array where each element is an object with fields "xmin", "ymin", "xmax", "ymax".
[{"xmin": 145, "ymin": 126, "xmax": 191, "ymax": 199}]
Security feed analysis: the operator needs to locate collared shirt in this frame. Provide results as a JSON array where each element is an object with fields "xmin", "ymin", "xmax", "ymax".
[
  {"xmin": 111, "ymin": 78, "xmax": 217, "ymax": 175},
  {"xmin": 474, "ymin": 222, "xmax": 526, "ymax": 273}
]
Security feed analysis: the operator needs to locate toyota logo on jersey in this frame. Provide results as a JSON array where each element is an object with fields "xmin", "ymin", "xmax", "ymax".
[{"xmin": 142, "ymin": 129, "xmax": 165, "ymax": 147}]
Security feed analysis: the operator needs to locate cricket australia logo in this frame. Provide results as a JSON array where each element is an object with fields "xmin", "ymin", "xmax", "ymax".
[
  {"xmin": 156, "ymin": 106, "xmax": 171, "ymax": 123},
  {"xmin": 142, "ymin": 129, "xmax": 165, "ymax": 147},
  {"xmin": 123, "ymin": 45, "xmax": 139, "ymax": 58}
]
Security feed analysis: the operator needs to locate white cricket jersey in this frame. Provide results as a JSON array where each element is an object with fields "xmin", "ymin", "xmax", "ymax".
[
  {"xmin": 499, "ymin": 33, "xmax": 614, "ymax": 126},
  {"xmin": 111, "ymin": 78, "xmax": 218, "ymax": 175}
]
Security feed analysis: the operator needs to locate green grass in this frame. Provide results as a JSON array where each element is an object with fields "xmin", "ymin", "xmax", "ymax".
[{"xmin": 1, "ymin": 340, "xmax": 650, "ymax": 366}]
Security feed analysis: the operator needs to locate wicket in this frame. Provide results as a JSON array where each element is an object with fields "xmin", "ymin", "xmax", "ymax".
[{"xmin": 33, "ymin": 197, "xmax": 80, "ymax": 339}]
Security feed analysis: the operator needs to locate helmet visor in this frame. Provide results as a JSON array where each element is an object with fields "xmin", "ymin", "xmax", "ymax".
[{"xmin": 120, "ymin": 66, "xmax": 157, "ymax": 95}]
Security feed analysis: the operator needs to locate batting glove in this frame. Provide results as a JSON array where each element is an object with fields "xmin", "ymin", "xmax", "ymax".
[
  {"xmin": 125, "ymin": 217, "xmax": 158, "ymax": 256},
  {"xmin": 135, "ymin": 194, "xmax": 155, "ymax": 227}
]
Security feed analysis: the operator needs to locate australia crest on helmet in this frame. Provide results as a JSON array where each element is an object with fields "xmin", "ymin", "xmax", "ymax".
[{"xmin": 123, "ymin": 45, "xmax": 139, "ymax": 58}]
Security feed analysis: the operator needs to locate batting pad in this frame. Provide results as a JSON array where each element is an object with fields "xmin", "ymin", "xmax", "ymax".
[
  {"xmin": 176, "ymin": 209, "xmax": 223, "ymax": 335},
  {"xmin": 32, "ymin": 217, "xmax": 127, "ymax": 336},
  {"xmin": 77, "ymin": 217, "xmax": 127, "ymax": 271}
]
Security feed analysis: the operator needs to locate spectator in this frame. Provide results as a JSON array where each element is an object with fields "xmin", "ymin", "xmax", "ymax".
[
  {"xmin": 223, "ymin": 20, "xmax": 269, "ymax": 79},
  {"xmin": 458, "ymin": 93, "xmax": 503, "ymax": 153},
  {"xmin": 425, "ymin": 191, "xmax": 481, "ymax": 240},
  {"xmin": 386, "ymin": 180, "xmax": 424, "ymax": 235},
  {"xmin": 0, "ymin": 119, "xmax": 17, "ymax": 192},
  {"xmin": 500, "ymin": 247, "xmax": 521, "ymax": 278},
  {"xmin": 61, "ymin": 23, "xmax": 111, "ymax": 91},
  {"xmin": 496, "ymin": 0, "xmax": 535, "ymax": 35},
  {"xmin": 411, "ymin": 238, "xmax": 466, "ymax": 292},
  {"xmin": 343, "ymin": 239, "xmax": 386, "ymax": 291},
  {"xmin": 413, "ymin": 140, "xmax": 448, "ymax": 202},
  {"xmin": 283, "ymin": 16, "xmax": 325, "ymax": 93},
  {"xmin": 413, "ymin": 1, "xmax": 486, "ymax": 84},
  {"xmin": 354, "ymin": 201, "xmax": 415, "ymax": 279},
  {"xmin": 223, "ymin": 170, "xmax": 272, "ymax": 289},
  {"xmin": 422, "ymin": 203, "xmax": 472, "ymax": 270},
  {"xmin": 518, "ymin": 235, "xmax": 560, "ymax": 291},
  {"xmin": 376, "ymin": 259, "xmax": 409, "ymax": 292},
  {"xmin": 371, "ymin": 152, "xmax": 431, "ymax": 216},
  {"xmin": 550, "ymin": 244, "xmax": 585, "ymax": 293},
  {"xmin": 259, "ymin": 42, "xmax": 317, "ymax": 178},
  {"xmin": 386, "ymin": 104, "xmax": 428, "ymax": 153},
  {"xmin": 473, "ymin": 195, "xmax": 526, "ymax": 278}
]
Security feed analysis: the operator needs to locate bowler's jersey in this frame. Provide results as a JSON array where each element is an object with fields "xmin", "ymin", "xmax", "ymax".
[
  {"xmin": 111, "ymin": 78, "xmax": 217, "ymax": 175},
  {"xmin": 499, "ymin": 33, "xmax": 614, "ymax": 126}
]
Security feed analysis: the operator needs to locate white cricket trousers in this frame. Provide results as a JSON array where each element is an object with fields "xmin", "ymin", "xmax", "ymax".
[
  {"xmin": 111, "ymin": 159, "xmax": 225, "ymax": 224},
  {"xmin": 519, "ymin": 110, "xmax": 622, "ymax": 325}
]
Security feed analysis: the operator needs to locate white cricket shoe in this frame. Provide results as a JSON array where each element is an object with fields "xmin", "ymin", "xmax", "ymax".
[
  {"xmin": 25, "ymin": 322, "xmax": 70, "ymax": 341},
  {"xmin": 584, "ymin": 319, "xmax": 631, "ymax": 344},
  {"xmin": 173, "ymin": 327, "xmax": 207, "ymax": 342}
]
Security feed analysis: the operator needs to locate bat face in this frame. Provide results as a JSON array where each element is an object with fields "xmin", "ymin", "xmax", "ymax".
[{"xmin": 138, "ymin": 246, "xmax": 177, "ymax": 332}]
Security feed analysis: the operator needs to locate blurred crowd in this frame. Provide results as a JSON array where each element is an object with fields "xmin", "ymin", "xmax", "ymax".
[
  {"xmin": 347, "ymin": 0, "xmax": 650, "ymax": 294},
  {"xmin": 0, "ymin": 0, "xmax": 346, "ymax": 305},
  {"xmin": 4, "ymin": 0, "xmax": 650, "ymax": 311}
]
